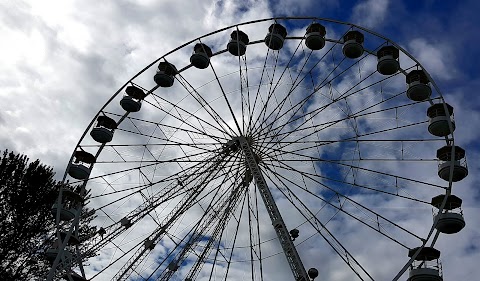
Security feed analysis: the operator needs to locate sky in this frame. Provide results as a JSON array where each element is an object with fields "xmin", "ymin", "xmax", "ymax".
[{"xmin": 1, "ymin": 0, "xmax": 480, "ymax": 281}]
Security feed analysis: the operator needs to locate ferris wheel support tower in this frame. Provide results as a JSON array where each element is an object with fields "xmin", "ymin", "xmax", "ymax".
[{"xmin": 237, "ymin": 136, "xmax": 310, "ymax": 281}]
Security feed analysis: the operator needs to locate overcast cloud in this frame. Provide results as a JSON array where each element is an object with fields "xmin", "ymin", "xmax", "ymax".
[{"xmin": 1, "ymin": 0, "xmax": 479, "ymax": 281}]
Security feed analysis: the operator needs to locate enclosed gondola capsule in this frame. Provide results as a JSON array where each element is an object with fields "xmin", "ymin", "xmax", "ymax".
[
  {"xmin": 376, "ymin": 46, "xmax": 400, "ymax": 75},
  {"xmin": 120, "ymin": 217, "xmax": 133, "ymax": 229},
  {"xmin": 406, "ymin": 70, "xmax": 432, "ymax": 101},
  {"xmin": 431, "ymin": 194, "xmax": 465, "ymax": 234},
  {"xmin": 227, "ymin": 30, "xmax": 249, "ymax": 56},
  {"xmin": 190, "ymin": 43, "xmax": 213, "ymax": 69},
  {"xmin": 407, "ymin": 247, "xmax": 443, "ymax": 281},
  {"xmin": 45, "ymin": 247, "xmax": 59, "ymax": 263},
  {"xmin": 60, "ymin": 232, "xmax": 81, "ymax": 246},
  {"xmin": 98, "ymin": 227, "xmax": 106, "ymax": 237},
  {"xmin": 265, "ymin": 23, "xmax": 287, "ymax": 50},
  {"xmin": 45, "ymin": 247, "xmax": 72, "ymax": 265},
  {"xmin": 68, "ymin": 151, "xmax": 95, "ymax": 180},
  {"xmin": 342, "ymin": 31, "xmax": 364, "ymax": 59},
  {"xmin": 154, "ymin": 62, "xmax": 177, "ymax": 87},
  {"xmin": 308, "ymin": 268, "xmax": 319, "ymax": 280},
  {"xmin": 51, "ymin": 188, "xmax": 84, "ymax": 221},
  {"xmin": 90, "ymin": 116, "xmax": 117, "ymax": 143},
  {"xmin": 168, "ymin": 261, "xmax": 179, "ymax": 271},
  {"xmin": 427, "ymin": 103, "xmax": 455, "ymax": 137},
  {"xmin": 305, "ymin": 23, "xmax": 326, "ymax": 50},
  {"xmin": 289, "ymin": 228, "xmax": 299, "ymax": 240},
  {"xmin": 120, "ymin": 85, "xmax": 146, "ymax": 112},
  {"xmin": 144, "ymin": 238, "xmax": 155, "ymax": 250},
  {"xmin": 437, "ymin": 145, "xmax": 468, "ymax": 182},
  {"xmin": 45, "ymin": 239, "xmax": 72, "ymax": 265}
]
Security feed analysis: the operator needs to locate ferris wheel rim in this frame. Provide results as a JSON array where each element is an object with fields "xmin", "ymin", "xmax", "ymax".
[{"xmin": 53, "ymin": 17, "xmax": 462, "ymax": 281}]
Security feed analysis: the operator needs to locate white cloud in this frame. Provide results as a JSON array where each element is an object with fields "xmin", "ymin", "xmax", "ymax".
[
  {"xmin": 351, "ymin": 0, "xmax": 390, "ymax": 28},
  {"xmin": 408, "ymin": 38, "xmax": 456, "ymax": 81},
  {"xmin": 269, "ymin": 0, "xmax": 317, "ymax": 15}
]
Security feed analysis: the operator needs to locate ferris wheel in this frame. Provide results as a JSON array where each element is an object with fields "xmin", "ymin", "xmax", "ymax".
[{"xmin": 47, "ymin": 17, "xmax": 468, "ymax": 281}]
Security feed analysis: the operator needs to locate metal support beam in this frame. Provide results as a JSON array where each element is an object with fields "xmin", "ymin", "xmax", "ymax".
[{"xmin": 237, "ymin": 136, "xmax": 309, "ymax": 281}]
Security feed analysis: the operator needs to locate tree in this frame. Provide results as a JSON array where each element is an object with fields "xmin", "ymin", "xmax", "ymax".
[{"xmin": 0, "ymin": 150, "xmax": 97, "ymax": 280}]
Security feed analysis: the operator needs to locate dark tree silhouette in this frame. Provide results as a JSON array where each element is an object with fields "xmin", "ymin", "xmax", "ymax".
[{"xmin": 0, "ymin": 150, "xmax": 97, "ymax": 280}]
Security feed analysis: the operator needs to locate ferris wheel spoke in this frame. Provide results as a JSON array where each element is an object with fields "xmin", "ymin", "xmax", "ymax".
[
  {"xmin": 261, "ymin": 165, "xmax": 374, "ymax": 281},
  {"xmin": 94, "ymin": 155, "xmax": 218, "ymax": 164},
  {"xmin": 263, "ymin": 162, "xmax": 426, "ymax": 247},
  {"xmin": 129, "ymin": 93, "xmax": 232, "ymax": 184},
  {"xmin": 230, "ymin": 27, "xmax": 280, "ymax": 137},
  {"xmin": 87, "ymin": 224, "xmax": 150, "ymax": 280},
  {"xmin": 182, "ymin": 172, "xmax": 249, "ymax": 281},
  {"xmin": 263, "ymin": 139, "xmax": 439, "ymax": 162},
  {"xmin": 264, "ymin": 145, "xmax": 446, "ymax": 190},
  {"xmin": 275, "ymin": 157, "xmax": 437, "ymax": 163},
  {"xmin": 257, "ymin": 112, "xmax": 429, "ymax": 160},
  {"xmin": 253, "ymin": 38, "xmax": 400, "ymax": 146},
  {"xmin": 145, "ymin": 165, "xmax": 246, "ymax": 281},
  {"xmin": 148, "ymin": 92, "xmax": 231, "ymax": 142},
  {"xmin": 266, "ymin": 79, "xmax": 425, "ymax": 146},
  {"xmin": 202, "ymin": 202, "xmax": 235, "ymax": 281},
  {"xmin": 266, "ymin": 159, "xmax": 430, "ymax": 207},
  {"xmin": 250, "ymin": 28, "xmax": 349, "ymax": 141},
  {"xmin": 220, "ymin": 184, "xmax": 249, "ymax": 281},
  {"xmin": 166, "ymin": 187, "xmax": 246, "ymax": 281},
  {"xmin": 108, "ymin": 131, "xmax": 220, "ymax": 156},
  {"xmin": 105, "ymin": 111, "xmax": 230, "ymax": 146},
  {"xmin": 247, "ymin": 186, "xmax": 255, "ymax": 281},
  {"xmin": 244, "ymin": 44, "xmax": 270, "ymax": 136},
  {"xmin": 82, "ymin": 142, "xmax": 222, "ymax": 148},
  {"xmin": 252, "ymin": 51, "xmax": 352, "ymax": 143},
  {"xmin": 272, "ymin": 138, "xmax": 444, "ymax": 146},
  {"xmin": 100, "ymin": 144, "xmax": 210, "ymax": 166},
  {"xmin": 108, "ymin": 152, "xmax": 237, "ymax": 281},
  {"xmin": 257, "ymin": 64, "xmax": 301, "ymax": 144},
  {"xmin": 83, "ymin": 153, "xmax": 232, "ymax": 259},
  {"xmin": 246, "ymin": 182, "xmax": 266, "ymax": 281},
  {"xmin": 174, "ymin": 72, "xmax": 238, "ymax": 137},
  {"xmin": 256, "ymin": 67, "xmax": 403, "ymax": 146},
  {"xmin": 264, "ymin": 137, "xmax": 445, "ymax": 153},
  {"xmin": 250, "ymin": 43, "xmax": 284, "ymax": 135},
  {"xmin": 257, "ymin": 91, "xmax": 419, "ymax": 149},
  {"xmin": 239, "ymin": 47, "xmax": 251, "ymax": 135},
  {"xmin": 96, "ymin": 113, "xmax": 225, "ymax": 189},
  {"xmin": 89, "ymin": 154, "xmax": 209, "ymax": 201},
  {"xmin": 83, "ymin": 156, "xmax": 218, "ymax": 195},
  {"xmin": 207, "ymin": 51, "xmax": 243, "ymax": 135}
]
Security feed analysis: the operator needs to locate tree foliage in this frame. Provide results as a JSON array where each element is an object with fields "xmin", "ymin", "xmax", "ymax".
[{"xmin": 0, "ymin": 150, "xmax": 97, "ymax": 280}]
